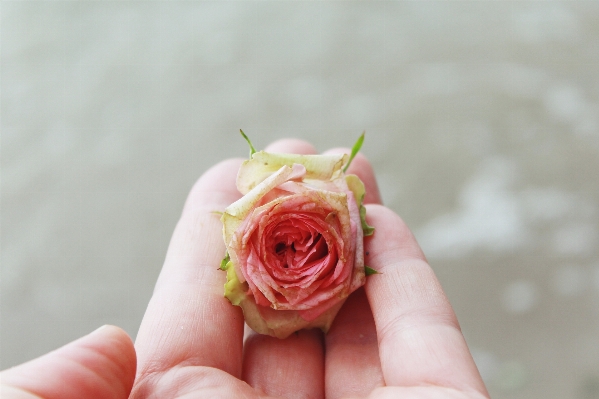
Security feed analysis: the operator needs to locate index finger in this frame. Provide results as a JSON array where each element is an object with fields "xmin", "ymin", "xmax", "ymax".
[
  {"xmin": 133, "ymin": 159, "xmax": 245, "ymax": 382},
  {"xmin": 364, "ymin": 204, "xmax": 488, "ymax": 396}
]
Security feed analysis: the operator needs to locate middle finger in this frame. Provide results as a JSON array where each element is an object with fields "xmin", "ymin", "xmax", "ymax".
[{"xmin": 241, "ymin": 138, "xmax": 325, "ymax": 399}]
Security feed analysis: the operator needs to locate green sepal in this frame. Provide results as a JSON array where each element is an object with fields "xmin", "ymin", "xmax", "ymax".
[
  {"xmin": 240, "ymin": 129, "xmax": 257, "ymax": 158},
  {"xmin": 224, "ymin": 261, "xmax": 247, "ymax": 306},
  {"xmin": 343, "ymin": 132, "xmax": 365, "ymax": 173},
  {"xmin": 219, "ymin": 252, "xmax": 230, "ymax": 271},
  {"xmin": 365, "ymin": 265, "xmax": 379, "ymax": 276},
  {"xmin": 346, "ymin": 174, "xmax": 375, "ymax": 237},
  {"xmin": 360, "ymin": 204, "xmax": 375, "ymax": 236}
]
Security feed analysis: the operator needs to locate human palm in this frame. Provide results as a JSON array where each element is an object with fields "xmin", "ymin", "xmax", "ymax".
[{"xmin": 1, "ymin": 139, "xmax": 489, "ymax": 399}]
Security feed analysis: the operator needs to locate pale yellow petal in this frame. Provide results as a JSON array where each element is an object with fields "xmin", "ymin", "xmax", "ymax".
[
  {"xmin": 236, "ymin": 151, "xmax": 349, "ymax": 194},
  {"xmin": 345, "ymin": 174, "xmax": 366, "ymax": 205}
]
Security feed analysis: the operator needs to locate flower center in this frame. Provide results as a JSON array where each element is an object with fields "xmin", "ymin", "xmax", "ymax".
[
  {"xmin": 275, "ymin": 242, "xmax": 288, "ymax": 256},
  {"xmin": 272, "ymin": 232, "xmax": 326, "ymax": 270}
]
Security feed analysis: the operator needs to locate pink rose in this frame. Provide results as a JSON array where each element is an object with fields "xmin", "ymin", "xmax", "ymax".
[{"xmin": 221, "ymin": 149, "xmax": 373, "ymax": 338}]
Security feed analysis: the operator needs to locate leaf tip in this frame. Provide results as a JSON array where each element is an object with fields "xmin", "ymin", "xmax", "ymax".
[
  {"xmin": 343, "ymin": 131, "xmax": 366, "ymax": 173},
  {"xmin": 240, "ymin": 129, "xmax": 257, "ymax": 157}
]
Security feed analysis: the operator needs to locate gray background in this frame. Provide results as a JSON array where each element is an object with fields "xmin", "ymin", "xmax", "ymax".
[{"xmin": 1, "ymin": 2, "xmax": 599, "ymax": 398}]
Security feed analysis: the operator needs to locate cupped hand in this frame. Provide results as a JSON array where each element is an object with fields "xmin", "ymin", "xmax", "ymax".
[{"xmin": 0, "ymin": 139, "xmax": 490, "ymax": 399}]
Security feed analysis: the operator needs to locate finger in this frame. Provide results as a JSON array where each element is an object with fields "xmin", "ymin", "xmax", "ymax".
[
  {"xmin": 264, "ymin": 138, "xmax": 318, "ymax": 154},
  {"xmin": 324, "ymin": 288, "xmax": 384, "ymax": 399},
  {"xmin": 243, "ymin": 330, "xmax": 325, "ymax": 399},
  {"xmin": 1, "ymin": 326, "xmax": 136, "ymax": 399},
  {"xmin": 242, "ymin": 138, "xmax": 325, "ymax": 398},
  {"xmin": 322, "ymin": 147, "xmax": 383, "ymax": 397},
  {"xmin": 367, "ymin": 385, "xmax": 487, "ymax": 399},
  {"xmin": 323, "ymin": 147, "xmax": 382, "ymax": 204},
  {"xmin": 132, "ymin": 159, "xmax": 245, "ymax": 392},
  {"xmin": 364, "ymin": 205, "xmax": 488, "ymax": 396}
]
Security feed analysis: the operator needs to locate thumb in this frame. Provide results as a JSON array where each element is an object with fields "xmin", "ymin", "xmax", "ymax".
[{"xmin": 1, "ymin": 325, "xmax": 136, "ymax": 399}]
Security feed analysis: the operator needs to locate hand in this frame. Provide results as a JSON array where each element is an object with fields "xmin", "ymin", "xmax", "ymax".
[
  {"xmin": 0, "ymin": 139, "xmax": 490, "ymax": 399},
  {"xmin": 0, "ymin": 325, "xmax": 136, "ymax": 398}
]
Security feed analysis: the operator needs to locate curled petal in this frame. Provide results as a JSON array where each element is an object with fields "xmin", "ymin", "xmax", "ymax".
[{"xmin": 237, "ymin": 152, "xmax": 348, "ymax": 194}]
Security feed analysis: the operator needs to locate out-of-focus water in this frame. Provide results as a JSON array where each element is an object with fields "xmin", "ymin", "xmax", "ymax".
[{"xmin": 2, "ymin": 3, "xmax": 599, "ymax": 398}]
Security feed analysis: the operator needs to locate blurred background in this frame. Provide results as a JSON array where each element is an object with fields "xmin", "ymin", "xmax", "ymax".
[{"xmin": 1, "ymin": 2, "xmax": 598, "ymax": 398}]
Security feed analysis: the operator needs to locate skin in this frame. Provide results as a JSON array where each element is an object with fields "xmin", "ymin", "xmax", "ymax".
[{"xmin": 0, "ymin": 139, "xmax": 490, "ymax": 399}]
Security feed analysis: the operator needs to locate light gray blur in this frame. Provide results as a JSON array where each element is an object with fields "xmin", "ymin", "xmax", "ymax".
[{"xmin": 2, "ymin": 2, "xmax": 599, "ymax": 398}]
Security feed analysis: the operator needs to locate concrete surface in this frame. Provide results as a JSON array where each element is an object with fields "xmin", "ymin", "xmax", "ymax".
[{"xmin": 1, "ymin": 2, "xmax": 599, "ymax": 398}]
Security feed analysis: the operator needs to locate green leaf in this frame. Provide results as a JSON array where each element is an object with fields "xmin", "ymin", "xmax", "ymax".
[
  {"xmin": 240, "ymin": 129, "xmax": 257, "ymax": 158},
  {"xmin": 360, "ymin": 203, "xmax": 375, "ymax": 236},
  {"xmin": 219, "ymin": 252, "xmax": 230, "ymax": 271},
  {"xmin": 365, "ymin": 265, "xmax": 379, "ymax": 276},
  {"xmin": 342, "ymin": 132, "xmax": 365, "ymax": 173}
]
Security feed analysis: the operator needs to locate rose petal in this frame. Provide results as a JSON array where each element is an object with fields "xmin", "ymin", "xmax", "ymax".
[
  {"xmin": 222, "ymin": 150, "xmax": 369, "ymax": 338},
  {"xmin": 237, "ymin": 152, "xmax": 348, "ymax": 194}
]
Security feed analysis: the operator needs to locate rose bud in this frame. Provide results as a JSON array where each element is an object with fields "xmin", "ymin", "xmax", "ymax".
[{"xmin": 220, "ymin": 134, "xmax": 374, "ymax": 338}]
